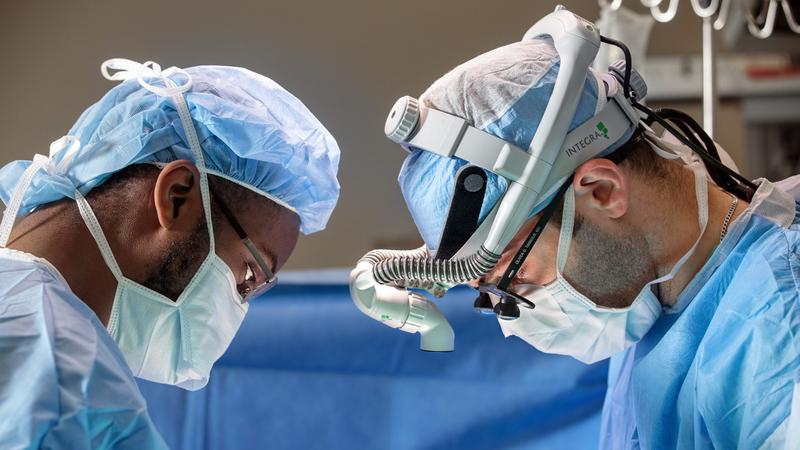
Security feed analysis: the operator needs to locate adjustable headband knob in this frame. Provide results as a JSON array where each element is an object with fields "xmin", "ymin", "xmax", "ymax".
[
  {"xmin": 608, "ymin": 60, "xmax": 648, "ymax": 101},
  {"xmin": 385, "ymin": 96, "xmax": 420, "ymax": 143}
]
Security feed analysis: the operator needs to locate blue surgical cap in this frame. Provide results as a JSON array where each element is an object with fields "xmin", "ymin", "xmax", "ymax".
[
  {"xmin": 398, "ymin": 38, "xmax": 634, "ymax": 250},
  {"xmin": 0, "ymin": 63, "xmax": 340, "ymax": 234}
]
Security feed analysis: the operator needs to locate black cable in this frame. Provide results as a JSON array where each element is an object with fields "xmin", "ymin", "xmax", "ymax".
[
  {"xmin": 658, "ymin": 109, "xmax": 757, "ymax": 200},
  {"xmin": 632, "ymin": 102, "xmax": 758, "ymax": 195},
  {"xmin": 657, "ymin": 108, "xmax": 722, "ymax": 161},
  {"xmin": 656, "ymin": 109, "xmax": 734, "ymax": 192},
  {"xmin": 661, "ymin": 113, "xmax": 706, "ymax": 153},
  {"xmin": 600, "ymin": 33, "xmax": 756, "ymax": 201},
  {"xmin": 600, "ymin": 35, "xmax": 632, "ymax": 99}
]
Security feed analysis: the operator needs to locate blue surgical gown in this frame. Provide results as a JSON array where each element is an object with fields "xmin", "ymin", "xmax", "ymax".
[
  {"xmin": 0, "ymin": 248, "xmax": 168, "ymax": 449},
  {"xmin": 600, "ymin": 177, "xmax": 800, "ymax": 450}
]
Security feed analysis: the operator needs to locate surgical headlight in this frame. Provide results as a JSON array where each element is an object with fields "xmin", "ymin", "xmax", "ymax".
[
  {"xmin": 350, "ymin": 4, "xmax": 752, "ymax": 350},
  {"xmin": 382, "ymin": 68, "xmax": 644, "ymax": 262}
]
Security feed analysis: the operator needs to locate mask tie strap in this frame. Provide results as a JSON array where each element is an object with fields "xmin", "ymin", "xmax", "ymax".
[
  {"xmin": 555, "ymin": 185, "xmax": 576, "ymax": 273},
  {"xmin": 74, "ymin": 189, "xmax": 124, "ymax": 282},
  {"xmin": 0, "ymin": 136, "xmax": 82, "ymax": 248},
  {"xmin": 647, "ymin": 165, "xmax": 709, "ymax": 286},
  {"xmin": 641, "ymin": 127, "xmax": 711, "ymax": 284},
  {"xmin": 101, "ymin": 58, "xmax": 215, "ymax": 253}
]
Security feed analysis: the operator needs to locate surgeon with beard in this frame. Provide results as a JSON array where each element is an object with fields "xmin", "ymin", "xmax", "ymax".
[{"xmin": 389, "ymin": 35, "xmax": 800, "ymax": 449}]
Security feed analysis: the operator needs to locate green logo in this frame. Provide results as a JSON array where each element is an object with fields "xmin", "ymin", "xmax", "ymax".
[{"xmin": 597, "ymin": 121, "xmax": 609, "ymax": 139}]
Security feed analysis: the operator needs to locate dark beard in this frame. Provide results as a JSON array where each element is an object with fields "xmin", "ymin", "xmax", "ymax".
[
  {"xmin": 142, "ymin": 219, "xmax": 209, "ymax": 300},
  {"xmin": 561, "ymin": 215, "xmax": 657, "ymax": 309}
]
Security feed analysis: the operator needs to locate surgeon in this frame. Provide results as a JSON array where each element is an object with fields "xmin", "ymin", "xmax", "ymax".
[
  {"xmin": 0, "ymin": 59, "xmax": 340, "ymax": 448},
  {"xmin": 393, "ymin": 36, "xmax": 800, "ymax": 449}
]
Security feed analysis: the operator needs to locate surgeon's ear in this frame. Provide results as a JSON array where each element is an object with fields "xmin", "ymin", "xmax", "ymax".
[
  {"xmin": 153, "ymin": 160, "xmax": 204, "ymax": 231},
  {"xmin": 572, "ymin": 159, "xmax": 629, "ymax": 219}
]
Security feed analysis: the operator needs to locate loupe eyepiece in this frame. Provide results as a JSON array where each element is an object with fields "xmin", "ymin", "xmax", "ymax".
[
  {"xmin": 475, "ymin": 283, "xmax": 535, "ymax": 320},
  {"xmin": 473, "ymin": 292, "xmax": 495, "ymax": 315},
  {"xmin": 494, "ymin": 299, "xmax": 521, "ymax": 321}
]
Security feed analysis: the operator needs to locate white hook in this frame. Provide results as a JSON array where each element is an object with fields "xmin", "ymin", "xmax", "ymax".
[
  {"xmin": 747, "ymin": 0, "xmax": 778, "ymax": 39},
  {"xmin": 651, "ymin": 0, "xmax": 680, "ymax": 22},
  {"xmin": 782, "ymin": 0, "xmax": 800, "ymax": 33},
  {"xmin": 599, "ymin": 0, "xmax": 625, "ymax": 10},
  {"xmin": 690, "ymin": 0, "xmax": 720, "ymax": 18},
  {"xmin": 641, "ymin": 0, "xmax": 665, "ymax": 8},
  {"xmin": 713, "ymin": 0, "xmax": 731, "ymax": 30}
]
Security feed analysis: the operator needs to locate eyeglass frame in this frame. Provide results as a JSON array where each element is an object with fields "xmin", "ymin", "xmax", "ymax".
[{"xmin": 209, "ymin": 189, "xmax": 278, "ymax": 302}]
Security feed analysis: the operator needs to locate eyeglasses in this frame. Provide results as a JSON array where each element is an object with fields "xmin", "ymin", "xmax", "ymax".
[{"xmin": 210, "ymin": 190, "xmax": 277, "ymax": 302}]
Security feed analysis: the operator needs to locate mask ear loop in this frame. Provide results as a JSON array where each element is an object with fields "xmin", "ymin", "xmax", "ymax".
[
  {"xmin": 136, "ymin": 62, "xmax": 214, "ymax": 254},
  {"xmin": 74, "ymin": 190, "xmax": 125, "ymax": 282}
]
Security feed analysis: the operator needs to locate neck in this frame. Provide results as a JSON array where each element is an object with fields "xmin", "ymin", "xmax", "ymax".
[
  {"xmin": 648, "ymin": 172, "xmax": 747, "ymax": 306},
  {"xmin": 6, "ymin": 201, "xmax": 120, "ymax": 325}
]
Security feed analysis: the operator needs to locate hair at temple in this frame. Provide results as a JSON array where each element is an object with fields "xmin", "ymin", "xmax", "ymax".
[{"xmin": 85, "ymin": 163, "xmax": 284, "ymax": 229}]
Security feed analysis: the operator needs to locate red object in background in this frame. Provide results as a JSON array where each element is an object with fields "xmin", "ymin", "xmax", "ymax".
[{"xmin": 747, "ymin": 66, "xmax": 800, "ymax": 79}]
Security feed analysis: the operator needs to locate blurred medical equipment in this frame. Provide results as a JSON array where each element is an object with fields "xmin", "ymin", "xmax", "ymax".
[
  {"xmin": 594, "ymin": 5, "xmax": 654, "ymax": 74},
  {"xmin": 744, "ymin": 0, "xmax": 800, "ymax": 37},
  {"xmin": 349, "ymin": 6, "xmax": 755, "ymax": 352},
  {"xmin": 598, "ymin": 0, "xmax": 800, "ymax": 138}
]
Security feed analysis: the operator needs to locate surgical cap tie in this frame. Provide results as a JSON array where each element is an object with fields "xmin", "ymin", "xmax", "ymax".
[
  {"xmin": 0, "ymin": 136, "xmax": 82, "ymax": 247},
  {"xmin": 100, "ymin": 58, "xmax": 193, "ymax": 97}
]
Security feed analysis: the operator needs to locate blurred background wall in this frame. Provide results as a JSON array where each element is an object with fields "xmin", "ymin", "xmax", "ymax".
[{"xmin": 1, "ymin": 0, "xmax": 797, "ymax": 269}]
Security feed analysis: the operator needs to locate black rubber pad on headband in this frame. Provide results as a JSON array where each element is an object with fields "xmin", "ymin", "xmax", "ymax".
[{"xmin": 434, "ymin": 165, "xmax": 488, "ymax": 260}]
